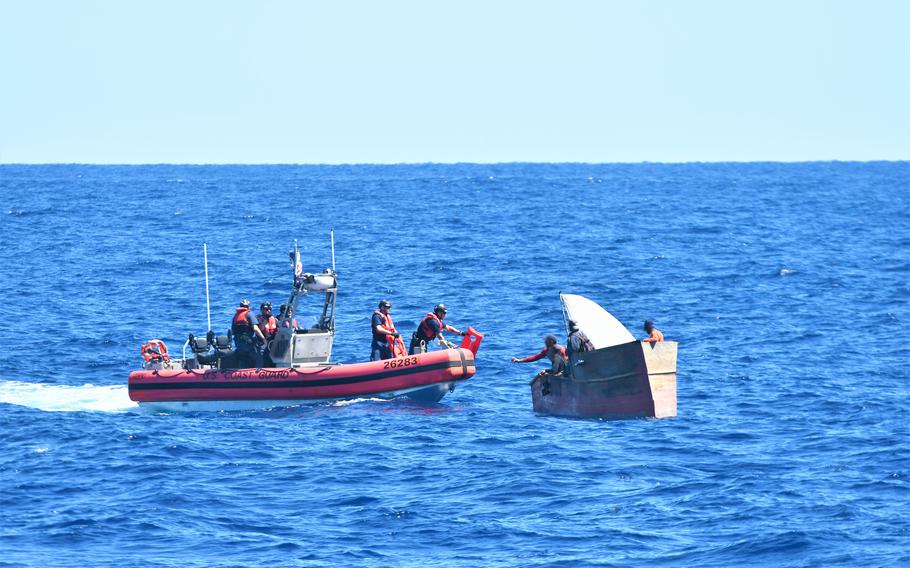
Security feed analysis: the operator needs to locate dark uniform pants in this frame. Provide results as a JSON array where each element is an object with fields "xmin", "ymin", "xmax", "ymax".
[
  {"xmin": 409, "ymin": 334, "xmax": 427, "ymax": 355},
  {"xmin": 371, "ymin": 340, "xmax": 393, "ymax": 361},
  {"xmin": 235, "ymin": 335, "xmax": 264, "ymax": 369}
]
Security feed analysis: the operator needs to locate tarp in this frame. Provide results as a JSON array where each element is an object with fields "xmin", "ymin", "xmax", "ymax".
[{"xmin": 560, "ymin": 294, "xmax": 635, "ymax": 349}]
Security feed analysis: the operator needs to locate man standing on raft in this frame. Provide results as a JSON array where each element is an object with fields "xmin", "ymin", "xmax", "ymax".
[
  {"xmin": 232, "ymin": 299, "xmax": 268, "ymax": 368},
  {"xmin": 410, "ymin": 304, "xmax": 465, "ymax": 354},
  {"xmin": 371, "ymin": 299, "xmax": 401, "ymax": 360}
]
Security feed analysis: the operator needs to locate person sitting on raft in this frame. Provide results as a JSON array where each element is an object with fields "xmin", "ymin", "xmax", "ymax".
[
  {"xmin": 278, "ymin": 303, "xmax": 299, "ymax": 330},
  {"xmin": 371, "ymin": 299, "xmax": 400, "ymax": 361},
  {"xmin": 410, "ymin": 303, "xmax": 465, "ymax": 354},
  {"xmin": 643, "ymin": 320, "xmax": 665, "ymax": 343},
  {"xmin": 512, "ymin": 335, "xmax": 568, "ymax": 377}
]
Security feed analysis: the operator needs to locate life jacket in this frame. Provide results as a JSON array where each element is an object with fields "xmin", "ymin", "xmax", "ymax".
[
  {"xmin": 372, "ymin": 310, "xmax": 396, "ymax": 340},
  {"xmin": 416, "ymin": 312, "xmax": 443, "ymax": 341},
  {"xmin": 141, "ymin": 339, "xmax": 170, "ymax": 363},
  {"xmin": 257, "ymin": 313, "xmax": 278, "ymax": 338},
  {"xmin": 232, "ymin": 307, "xmax": 253, "ymax": 336}
]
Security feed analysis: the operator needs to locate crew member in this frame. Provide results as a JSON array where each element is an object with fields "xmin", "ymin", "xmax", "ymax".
[
  {"xmin": 643, "ymin": 320, "xmax": 665, "ymax": 343},
  {"xmin": 512, "ymin": 335, "xmax": 568, "ymax": 377},
  {"xmin": 231, "ymin": 298, "xmax": 267, "ymax": 368},
  {"xmin": 257, "ymin": 302, "xmax": 278, "ymax": 341},
  {"xmin": 371, "ymin": 299, "xmax": 400, "ymax": 361},
  {"xmin": 410, "ymin": 303, "xmax": 465, "ymax": 354}
]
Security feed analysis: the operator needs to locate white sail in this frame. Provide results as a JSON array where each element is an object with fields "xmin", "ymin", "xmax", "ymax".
[{"xmin": 560, "ymin": 294, "xmax": 635, "ymax": 349}]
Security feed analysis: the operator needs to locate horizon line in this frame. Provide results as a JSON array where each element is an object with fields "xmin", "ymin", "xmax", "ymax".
[{"xmin": 1, "ymin": 159, "xmax": 907, "ymax": 166}]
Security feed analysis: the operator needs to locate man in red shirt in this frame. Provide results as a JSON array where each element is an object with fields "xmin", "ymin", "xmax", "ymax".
[{"xmin": 512, "ymin": 335, "xmax": 567, "ymax": 376}]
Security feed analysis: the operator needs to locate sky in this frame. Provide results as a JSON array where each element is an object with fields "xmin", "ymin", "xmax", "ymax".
[{"xmin": 0, "ymin": 1, "xmax": 908, "ymax": 163}]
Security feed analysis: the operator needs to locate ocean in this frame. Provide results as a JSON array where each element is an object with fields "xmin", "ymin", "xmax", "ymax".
[{"xmin": 0, "ymin": 162, "xmax": 907, "ymax": 567}]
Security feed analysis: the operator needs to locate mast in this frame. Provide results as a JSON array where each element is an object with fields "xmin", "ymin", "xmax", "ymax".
[{"xmin": 559, "ymin": 293, "xmax": 570, "ymax": 337}]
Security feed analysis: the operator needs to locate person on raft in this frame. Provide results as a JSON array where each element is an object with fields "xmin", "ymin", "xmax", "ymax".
[
  {"xmin": 512, "ymin": 335, "xmax": 568, "ymax": 377},
  {"xmin": 232, "ymin": 298, "xmax": 268, "ymax": 368},
  {"xmin": 410, "ymin": 303, "xmax": 465, "ymax": 354},
  {"xmin": 643, "ymin": 320, "xmax": 665, "ymax": 343},
  {"xmin": 371, "ymin": 299, "xmax": 401, "ymax": 361},
  {"xmin": 565, "ymin": 320, "xmax": 595, "ymax": 377},
  {"xmin": 565, "ymin": 320, "xmax": 595, "ymax": 359}
]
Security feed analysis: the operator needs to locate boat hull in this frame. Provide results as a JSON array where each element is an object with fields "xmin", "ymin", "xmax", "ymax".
[
  {"xmin": 129, "ymin": 348, "xmax": 475, "ymax": 411},
  {"xmin": 530, "ymin": 341, "xmax": 677, "ymax": 419}
]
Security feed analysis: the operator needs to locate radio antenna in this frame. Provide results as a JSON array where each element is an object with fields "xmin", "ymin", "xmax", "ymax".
[
  {"xmin": 330, "ymin": 229, "xmax": 336, "ymax": 273},
  {"xmin": 203, "ymin": 241, "xmax": 212, "ymax": 332}
]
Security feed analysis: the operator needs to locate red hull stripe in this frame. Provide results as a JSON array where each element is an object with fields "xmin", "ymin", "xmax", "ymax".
[{"xmin": 131, "ymin": 359, "xmax": 474, "ymax": 391}]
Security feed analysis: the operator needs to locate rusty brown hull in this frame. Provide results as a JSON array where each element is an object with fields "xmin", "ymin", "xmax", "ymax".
[{"xmin": 530, "ymin": 341, "xmax": 677, "ymax": 419}]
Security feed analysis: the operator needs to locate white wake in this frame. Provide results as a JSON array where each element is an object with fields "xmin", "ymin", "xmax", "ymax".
[{"xmin": 0, "ymin": 380, "xmax": 138, "ymax": 413}]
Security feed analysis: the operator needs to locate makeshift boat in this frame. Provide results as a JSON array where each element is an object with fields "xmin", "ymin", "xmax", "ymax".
[
  {"xmin": 129, "ymin": 240, "xmax": 483, "ymax": 412},
  {"xmin": 529, "ymin": 294, "xmax": 677, "ymax": 419}
]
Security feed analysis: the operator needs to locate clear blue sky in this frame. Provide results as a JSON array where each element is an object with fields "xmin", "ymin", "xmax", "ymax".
[{"xmin": 1, "ymin": 1, "xmax": 908, "ymax": 163}]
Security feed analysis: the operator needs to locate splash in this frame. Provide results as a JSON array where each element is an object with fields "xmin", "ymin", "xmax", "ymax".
[
  {"xmin": 0, "ymin": 380, "xmax": 138, "ymax": 413},
  {"xmin": 329, "ymin": 397, "xmax": 388, "ymax": 407}
]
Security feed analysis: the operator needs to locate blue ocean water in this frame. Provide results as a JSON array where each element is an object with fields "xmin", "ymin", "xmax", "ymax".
[{"xmin": 0, "ymin": 162, "xmax": 908, "ymax": 567}]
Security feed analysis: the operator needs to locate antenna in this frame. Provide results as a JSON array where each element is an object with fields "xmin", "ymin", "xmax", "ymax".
[
  {"xmin": 330, "ymin": 229, "xmax": 336, "ymax": 273},
  {"xmin": 203, "ymin": 241, "xmax": 212, "ymax": 332}
]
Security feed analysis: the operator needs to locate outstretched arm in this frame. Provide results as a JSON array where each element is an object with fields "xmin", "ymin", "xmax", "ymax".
[
  {"xmin": 512, "ymin": 348, "xmax": 547, "ymax": 363},
  {"xmin": 444, "ymin": 323, "xmax": 465, "ymax": 336}
]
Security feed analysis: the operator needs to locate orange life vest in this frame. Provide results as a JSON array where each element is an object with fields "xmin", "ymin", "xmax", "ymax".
[
  {"xmin": 141, "ymin": 339, "xmax": 170, "ymax": 362},
  {"xmin": 232, "ymin": 307, "xmax": 253, "ymax": 336},
  {"xmin": 257, "ymin": 314, "xmax": 278, "ymax": 338},
  {"xmin": 373, "ymin": 309, "xmax": 396, "ymax": 333},
  {"xmin": 417, "ymin": 312, "xmax": 443, "ymax": 341},
  {"xmin": 374, "ymin": 310, "xmax": 406, "ymax": 357}
]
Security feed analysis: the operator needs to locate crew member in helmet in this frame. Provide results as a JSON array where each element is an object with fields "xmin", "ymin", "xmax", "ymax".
[
  {"xmin": 512, "ymin": 335, "xmax": 568, "ymax": 377},
  {"xmin": 371, "ymin": 299, "xmax": 400, "ymax": 361},
  {"xmin": 643, "ymin": 320, "xmax": 665, "ymax": 343},
  {"xmin": 410, "ymin": 303, "xmax": 465, "ymax": 354},
  {"xmin": 257, "ymin": 302, "xmax": 278, "ymax": 341},
  {"xmin": 257, "ymin": 301, "xmax": 278, "ymax": 366},
  {"xmin": 231, "ymin": 298, "xmax": 267, "ymax": 368}
]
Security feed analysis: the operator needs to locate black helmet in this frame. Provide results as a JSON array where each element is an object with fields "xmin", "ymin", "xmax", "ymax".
[
  {"xmin": 261, "ymin": 301, "xmax": 272, "ymax": 311},
  {"xmin": 644, "ymin": 319, "xmax": 655, "ymax": 330},
  {"xmin": 568, "ymin": 320, "xmax": 579, "ymax": 331},
  {"xmin": 239, "ymin": 298, "xmax": 251, "ymax": 308},
  {"xmin": 433, "ymin": 303, "xmax": 448, "ymax": 314},
  {"xmin": 545, "ymin": 335, "xmax": 557, "ymax": 345},
  {"xmin": 378, "ymin": 299, "xmax": 392, "ymax": 309}
]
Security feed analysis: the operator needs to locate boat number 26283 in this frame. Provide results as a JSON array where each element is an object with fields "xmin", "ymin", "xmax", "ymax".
[{"xmin": 383, "ymin": 356, "xmax": 419, "ymax": 369}]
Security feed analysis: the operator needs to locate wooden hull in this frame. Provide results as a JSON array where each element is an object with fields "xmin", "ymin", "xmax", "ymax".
[
  {"xmin": 129, "ymin": 348, "xmax": 475, "ymax": 410},
  {"xmin": 530, "ymin": 341, "xmax": 677, "ymax": 419}
]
